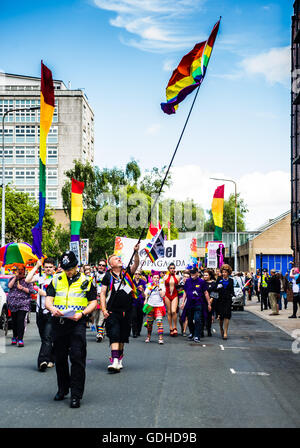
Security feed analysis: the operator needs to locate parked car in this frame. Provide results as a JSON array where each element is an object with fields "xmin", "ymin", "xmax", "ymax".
[
  {"xmin": 0, "ymin": 276, "xmax": 11, "ymax": 335},
  {"xmin": 232, "ymin": 277, "xmax": 244, "ymax": 311}
]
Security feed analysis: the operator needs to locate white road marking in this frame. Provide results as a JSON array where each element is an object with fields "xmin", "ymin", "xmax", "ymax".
[
  {"xmin": 220, "ymin": 345, "xmax": 224, "ymax": 350},
  {"xmin": 202, "ymin": 344, "xmax": 206, "ymax": 347},
  {"xmin": 224, "ymin": 346, "xmax": 250, "ymax": 350},
  {"xmin": 230, "ymin": 369, "xmax": 270, "ymax": 376}
]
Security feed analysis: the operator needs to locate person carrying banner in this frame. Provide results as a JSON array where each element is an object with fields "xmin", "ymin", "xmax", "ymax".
[
  {"xmin": 143, "ymin": 271, "xmax": 166, "ymax": 344},
  {"xmin": 45, "ymin": 250, "xmax": 97, "ymax": 408},
  {"xmin": 100, "ymin": 244, "xmax": 140, "ymax": 373},
  {"xmin": 164, "ymin": 263, "xmax": 181, "ymax": 336}
]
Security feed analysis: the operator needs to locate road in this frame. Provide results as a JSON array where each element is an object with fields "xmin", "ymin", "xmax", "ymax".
[{"xmin": 0, "ymin": 310, "xmax": 299, "ymax": 428}]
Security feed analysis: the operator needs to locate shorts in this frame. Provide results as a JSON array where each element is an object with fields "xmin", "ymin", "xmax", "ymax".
[{"xmin": 105, "ymin": 310, "xmax": 132, "ymax": 344}]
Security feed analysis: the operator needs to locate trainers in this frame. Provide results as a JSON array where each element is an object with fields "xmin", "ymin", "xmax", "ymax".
[
  {"xmin": 96, "ymin": 334, "xmax": 103, "ymax": 343},
  {"xmin": 107, "ymin": 358, "xmax": 121, "ymax": 373},
  {"xmin": 17, "ymin": 340, "xmax": 24, "ymax": 347},
  {"xmin": 158, "ymin": 338, "xmax": 164, "ymax": 344},
  {"xmin": 193, "ymin": 337, "xmax": 201, "ymax": 343},
  {"xmin": 118, "ymin": 358, "xmax": 123, "ymax": 369},
  {"xmin": 90, "ymin": 325, "xmax": 96, "ymax": 332},
  {"xmin": 289, "ymin": 315, "xmax": 296, "ymax": 319},
  {"xmin": 47, "ymin": 362, "xmax": 55, "ymax": 368},
  {"xmin": 188, "ymin": 334, "xmax": 193, "ymax": 340},
  {"xmin": 11, "ymin": 337, "xmax": 17, "ymax": 345},
  {"xmin": 39, "ymin": 361, "xmax": 48, "ymax": 372}
]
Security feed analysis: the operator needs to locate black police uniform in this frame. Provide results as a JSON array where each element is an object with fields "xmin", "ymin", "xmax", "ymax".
[{"xmin": 47, "ymin": 259, "xmax": 97, "ymax": 402}]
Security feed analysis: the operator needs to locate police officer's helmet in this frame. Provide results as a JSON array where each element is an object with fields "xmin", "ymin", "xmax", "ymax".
[{"xmin": 60, "ymin": 251, "xmax": 78, "ymax": 270}]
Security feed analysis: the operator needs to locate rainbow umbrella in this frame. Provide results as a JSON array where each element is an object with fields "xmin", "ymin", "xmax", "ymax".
[{"xmin": 0, "ymin": 242, "xmax": 41, "ymax": 268}]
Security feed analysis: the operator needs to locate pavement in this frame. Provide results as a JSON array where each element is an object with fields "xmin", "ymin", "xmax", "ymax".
[
  {"xmin": 244, "ymin": 296, "xmax": 300, "ymax": 337},
  {"xmin": 0, "ymin": 308, "xmax": 300, "ymax": 428}
]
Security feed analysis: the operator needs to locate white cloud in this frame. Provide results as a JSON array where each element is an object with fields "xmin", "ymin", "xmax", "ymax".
[
  {"xmin": 93, "ymin": 0, "xmax": 208, "ymax": 52},
  {"xmin": 163, "ymin": 165, "xmax": 290, "ymax": 230},
  {"xmin": 240, "ymin": 46, "xmax": 290, "ymax": 86}
]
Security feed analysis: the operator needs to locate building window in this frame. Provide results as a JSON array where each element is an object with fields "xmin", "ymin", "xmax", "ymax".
[
  {"xmin": 16, "ymin": 126, "xmax": 25, "ymax": 142},
  {"xmin": 15, "ymin": 170, "xmax": 25, "ymax": 185},
  {"xmin": 0, "ymin": 128, "xmax": 13, "ymax": 143},
  {"xmin": 47, "ymin": 148, "xmax": 58, "ymax": 164},
  {"xmin": 0, "ymin": 149, "xmax": 13, "ymax": 163},
  {"xmin": 38, "ymin": 126, "xmax": 58, "ymax": 143},
  {"xmin": 25, "ymin": 147, "xmax": 36, "ymax": 164},
  {"xmin": 25, "ymin": 170, "xmax": 36, "ymax": 185},
  {"xmin": 16, "ymin": 148, "xmax": 25, "ymax": 164},
  {"xmin": 15, "ymin": 100, "xmax": 38, "ymax": 122},
  {"xmin": 47, "ymin": 189, "xmax": 57, "ymax": 206},
  {"xmin": 0, "ymin": 100, "xmax": 14, "ymax": 122},
  {"xmin": 47, "ymin": 169, "xmax": 57, "ymax": 185},
  {"xmin": 0, "ymin": 170, "xmax": 13, "ymax": 184}
]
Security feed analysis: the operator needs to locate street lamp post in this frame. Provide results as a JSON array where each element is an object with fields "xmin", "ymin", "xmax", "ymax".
[
  {"xmin": 1, "ymin": 106, "xmax": 40, "ymax": 249},
  {"xmin": 210, "ymin": 177, "xmax": 238, "ymax": 272}
]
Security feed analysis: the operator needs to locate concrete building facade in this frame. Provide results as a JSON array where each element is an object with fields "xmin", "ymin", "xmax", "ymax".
[{"xmin": 0, "ymin": 72, "xmax": 94, "ymax": 209}]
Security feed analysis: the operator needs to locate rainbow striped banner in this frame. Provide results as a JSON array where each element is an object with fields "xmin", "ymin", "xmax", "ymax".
[
  {"xmin": 161, "ymin": 19, "xmax": 220, "ymax": 115},
  {"xmin": 212, "ymin": 185, "xmax": 225, "ymax": 241},
  {"xmin": 32, "ymin": 61, "xmax": 54, "ymax": 258},
  {"xmin": 71, "ymin": 178, "xmax": 84, "ymax": 242}
]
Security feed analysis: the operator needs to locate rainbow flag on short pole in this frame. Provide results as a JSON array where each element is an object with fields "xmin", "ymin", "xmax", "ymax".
[
  {"xmin": 71, "ymin": 178, "xmax": 84, "ymax": 242},
  {"xmin": 212, "ymin": 185, "xmax": 224, "ymax": 241},
  {"xmin": 145, "ymin": 229, "xmax": 165, "ymax": 262},
  {"xmin": 161, "ymin": 19, "xmax": 220, "ymax": 115},
  {"xmin": 32, "ymin": 61, "xmax": 54, "ymax": 258}
]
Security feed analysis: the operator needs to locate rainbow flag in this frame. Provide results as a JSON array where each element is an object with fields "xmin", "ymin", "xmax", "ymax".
[
  {"xmin": 212, "ymin": 185, "xmax": 224, "ymax": 241},
  {"xmin": 71, "ymin": 178, "xmax": 84, "ymax": 242},
  {"xmin": 146, "ymin": 221, "xmax": 161, "ymax": 240},
  {"xmin": 109, "ymin": 269, "xmax": 137, "ymax": 299},
  {"xmin": 145, "ymin": 229, "xmax": 165, "ymax": 262},
  {"xmin": 161, "ymin": 19, "xmax": 220, "ymax": 115},
  {"xmin": 32, "ymin": 61, "xmax": 55, "ymax": 258}
]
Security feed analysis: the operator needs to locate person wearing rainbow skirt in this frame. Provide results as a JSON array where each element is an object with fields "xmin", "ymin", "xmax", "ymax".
[
  {"xmin": 100, "ymin": 244, "xmax": 140, "ymax": 373},
  {"xmin": 143, "ymin": 271, "xmax": 166, "ymax": 345}
]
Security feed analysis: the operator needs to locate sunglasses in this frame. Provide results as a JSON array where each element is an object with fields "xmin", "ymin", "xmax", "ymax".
[{"xmin": 99, "ymin": 264, "xmax": 106, "ymax": 267}]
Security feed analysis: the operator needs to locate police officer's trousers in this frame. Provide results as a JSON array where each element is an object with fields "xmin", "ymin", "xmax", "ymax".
[{"xmin": 51, "ymin": 318, "xmax": 87, "ymax": 399}]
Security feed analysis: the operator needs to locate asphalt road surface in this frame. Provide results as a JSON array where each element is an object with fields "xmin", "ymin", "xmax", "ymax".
[{"xmin": 0, "ymin": 310, "xmax": 299, "ymax": 428}]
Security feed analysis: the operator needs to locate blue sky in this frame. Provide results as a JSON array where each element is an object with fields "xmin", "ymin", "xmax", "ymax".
[{"xmin": 0, "ymin": 0, "xmax": 292, "ymax": 229}]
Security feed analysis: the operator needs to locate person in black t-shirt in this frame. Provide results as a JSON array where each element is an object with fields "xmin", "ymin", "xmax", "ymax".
[{"xmin": 100, "ymin": 243, "xmax": 140, "ymax": 373}]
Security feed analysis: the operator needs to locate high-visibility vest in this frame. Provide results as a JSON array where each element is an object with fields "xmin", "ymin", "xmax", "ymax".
[
  {"xmin": 53, "ymin": 272, "xmax": 93, "ymax": 313},
  {"xmin": 261, "ymin": 274, "xmax": 268, "ymax": 288}
]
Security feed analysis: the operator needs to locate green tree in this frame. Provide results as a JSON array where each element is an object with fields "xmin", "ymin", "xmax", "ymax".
[{"xmin": 204, "ymin": 193, "xmax": 248, "ymax": 232}]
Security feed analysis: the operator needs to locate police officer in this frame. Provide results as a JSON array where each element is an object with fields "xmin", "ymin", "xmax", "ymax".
[
  {"xmin": 258, "ymin": 268, "xmax": 270, "ymax": 311},
  {"xmin": 46, "ymin": 251, "xmax": 97, "ymax": 408}
]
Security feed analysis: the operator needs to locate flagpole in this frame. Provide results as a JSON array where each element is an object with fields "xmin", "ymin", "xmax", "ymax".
[
  {"xmin": 117, "ymin": 17, "xmax": 222, "ymax": 288},
  {"xmin": 116, "ymin": 84, "xmax": 202, "ymax": 290}
]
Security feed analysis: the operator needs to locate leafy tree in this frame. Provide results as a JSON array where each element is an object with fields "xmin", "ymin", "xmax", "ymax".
[
  {"xmin": 204, "ymin": 193, "xmax": 248, "ymax": 232},
  {"xmin": 0, "ymin": 186, "xmax": 54, "ymax": 245}
]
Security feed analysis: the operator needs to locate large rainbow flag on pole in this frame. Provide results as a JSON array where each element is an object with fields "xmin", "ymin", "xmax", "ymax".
[
  {"xmin": 161, "ymin": 19, "xmax": 220, "ymax": 115},
  {"xmin": 212, "ymin": 185, "xmax": 225, "ymax": 241},
  {"xmin": 32, "ymin": 61, "xmax": 54, "ymax": 258},
  {"xmin": 71, "ymin": 178, "xmax": 84, "ymax": 242}
]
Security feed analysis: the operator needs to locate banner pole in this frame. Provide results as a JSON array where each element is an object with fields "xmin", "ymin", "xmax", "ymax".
[{"xmin": 116, "ymin": 84, "xmax": 202, "ymax": 291}]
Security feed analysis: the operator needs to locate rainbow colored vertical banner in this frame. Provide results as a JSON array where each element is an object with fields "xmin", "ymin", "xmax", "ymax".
[
  {"xmin": 212, "ymin": 185, "xmax": 224, "ymax": 241},
  {"xmin": 71, "ymin": 178, "xmax": 84, "ymax": 242},
  {"xmin": 32, "ymin": 61, "xmax": 54, "ymax": 258}
]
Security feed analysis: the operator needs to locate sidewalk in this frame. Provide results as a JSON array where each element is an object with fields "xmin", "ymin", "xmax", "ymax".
[{"xmin": 244, "ymin": 297, "xmax": 300, "ymax": 337}]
